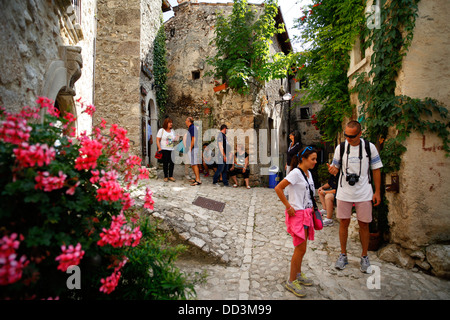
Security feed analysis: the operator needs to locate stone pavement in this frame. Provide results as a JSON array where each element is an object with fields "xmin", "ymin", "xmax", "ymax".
[{"xmin": 132, "ymin": 164, "xmax": 450, "ymax": 300}]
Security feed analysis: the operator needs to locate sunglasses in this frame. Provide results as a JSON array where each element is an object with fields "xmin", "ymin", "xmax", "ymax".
[
  {"xmin": 344, "ymin": 132, "xmax": 360, "ymax": 139},
  {"xmin": 298, "ymin": 146, "xmax": 313, "ymax": 157}
]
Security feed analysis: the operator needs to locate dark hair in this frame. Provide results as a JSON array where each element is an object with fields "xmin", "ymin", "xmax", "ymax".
[
  {"xmin": 220, "ymin": 124, "xmax": 228, "ymax": 131},
  {"xmin": 290, "ymin": 146, "xmax": 317, "ymax": 168},
  {"xmin": 162, "ymin": 117, "xmax": 173, "ymax": 130},
  {"xmin": 289, "ymin": 130, "xmax": 301, "ymax": 144}
]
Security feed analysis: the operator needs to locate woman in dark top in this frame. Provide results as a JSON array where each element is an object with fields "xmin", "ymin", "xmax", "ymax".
[{"xmin": 286, "ymin": 130, "xmax": 302, "ymax": 175}]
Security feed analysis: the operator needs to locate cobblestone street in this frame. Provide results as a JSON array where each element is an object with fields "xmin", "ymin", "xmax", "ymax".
[{"xmin": 133, "ymin": 165, "xmax": 450, "ymax": 300}]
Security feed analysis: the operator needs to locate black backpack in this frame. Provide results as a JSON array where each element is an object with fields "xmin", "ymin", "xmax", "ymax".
[{"xmin": 337, "ymin": 139, "xmax": 372, "ymax": 189}]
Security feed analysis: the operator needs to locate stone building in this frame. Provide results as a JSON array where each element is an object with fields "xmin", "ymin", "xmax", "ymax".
[
  {"xmin": 0, "ymin": 0, "xmax": 90, "ymax": 133},
  {"xmin": 347, "ymin": 0, "xmax": 450, "ymax": 278},
  {"xmin": 94, "ymin": 0, "xmax": 171, "ymax": 163},
  {"xmin": 0, "ymin": 0, "xmax": 170, "ymax": 163},
  {"xmin": 163, "ymin": 1, "xmax": 293, "ymax": 186}
]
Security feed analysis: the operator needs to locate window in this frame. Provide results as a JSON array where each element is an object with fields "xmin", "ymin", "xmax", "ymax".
[
  {"xmin": 300, "ymin": 107, "xmax": 310, "ymax": 120},
  {"xmin": 192, "ymin": 70, "xmax": 200, "ymax": 80},
  {"xmin": 72, "ymin": 0, "xmax": 81, "ymax": 24}
]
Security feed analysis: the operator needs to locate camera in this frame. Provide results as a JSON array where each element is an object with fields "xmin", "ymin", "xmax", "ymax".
[{"xmin": 346, "ymin": 173, "xmax": 360, "ymax": 186}]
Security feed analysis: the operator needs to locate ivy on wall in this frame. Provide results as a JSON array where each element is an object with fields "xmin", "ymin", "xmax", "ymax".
[
  {"xmin": 353, "ymin": 0, "xmax": 449, "ymax": 173},
  {"xmin": 153, "ymin": 18, "xmax": 169, "ymax": 116}
]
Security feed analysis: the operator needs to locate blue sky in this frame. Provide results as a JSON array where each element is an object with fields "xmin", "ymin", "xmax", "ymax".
[{"xmin": 163, "ymin": 0, "xmax": 313, "ymax": 52}]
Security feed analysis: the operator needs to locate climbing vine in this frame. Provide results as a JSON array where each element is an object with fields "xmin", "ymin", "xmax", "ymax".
[
  {"xmin": 353, "ymin": 0, "xmax": 449, "ymax": 173},
  {"xmin": 205, "ymin": 0, "xmax": 296, "ymax": 95},
  {"xmin": 153, "ymin": 18, "xmax": 169, "ymax": 116},
  {"xmin": 293, "ymin": 0, "xmax": 366, "ymax": 142}
]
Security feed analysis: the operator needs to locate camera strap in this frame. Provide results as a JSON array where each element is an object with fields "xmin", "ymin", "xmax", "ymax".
[
  {"xmin": 295, "ymin": 167, "xmax": 318, "ymax": 211},
  {"xmin": 340, "ymin": 141, "xmax": 363, "ymax": 187}
]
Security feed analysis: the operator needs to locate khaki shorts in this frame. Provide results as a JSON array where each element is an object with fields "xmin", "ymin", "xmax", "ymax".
[{"xmin": 336, "ymin": 200, "xmax": 372, "ymax": 223}]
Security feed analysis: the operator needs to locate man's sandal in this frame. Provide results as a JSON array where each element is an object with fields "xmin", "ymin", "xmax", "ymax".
[{"xmin": 190, "ymin": 181, "xmax": 202, "ymax": 186}]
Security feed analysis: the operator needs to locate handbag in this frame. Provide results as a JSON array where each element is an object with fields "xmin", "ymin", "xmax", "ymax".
[
  {"xmin": 155, "ymin": 151, "xmax": 163, "ymax": 159},
  {"xmin": 296, "ymin": 168, "xmax": 323, "ymax": 230}
]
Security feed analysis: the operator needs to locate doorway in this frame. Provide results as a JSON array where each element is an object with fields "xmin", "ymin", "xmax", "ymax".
[{"xmin": 147, "ymin": 99, "xmax": 158, "ymax": 166}]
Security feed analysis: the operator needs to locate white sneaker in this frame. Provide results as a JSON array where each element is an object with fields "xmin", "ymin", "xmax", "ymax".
[
  {"xmin": 323, "ymin": 218, "xmax": 333, "ymax": 226},
  {"xmin": 320, "ymin": 209, "xmax": 327, "ymax": 216}
]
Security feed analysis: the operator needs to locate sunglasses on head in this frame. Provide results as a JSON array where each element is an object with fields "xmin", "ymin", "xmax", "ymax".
[
  {"xmin": 344, "ymin": 132, "xmax": 360, "ymax": 139},
  {"xmin": 298, "ymin": 146, "xmax": 313, "ymax": 157}
]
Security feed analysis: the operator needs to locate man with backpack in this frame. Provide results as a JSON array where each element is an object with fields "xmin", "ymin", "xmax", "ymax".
[{"xmin": 327, "ymin": 120, "xmax": 383, "ymax": 273}]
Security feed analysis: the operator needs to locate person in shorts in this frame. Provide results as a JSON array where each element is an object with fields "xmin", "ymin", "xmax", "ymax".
[
  {"xmin": 327, "ymin": 121, "xmax": 383, "ymax": 273},
  {"xmin": 185, "ymin": 117, "xmax": 201, "ymax": 186},
  {"xmin": 274, "ymin": 146, "xmax": 318, "ymax": 298}
]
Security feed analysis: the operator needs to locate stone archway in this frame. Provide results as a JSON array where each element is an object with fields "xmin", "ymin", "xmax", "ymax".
[
  {"xmin": 40, "ymin": 46, "xmax": 82, "ymax": 131},
  {"xmin": 147, "ymin": 98, "xmax": 158, "ymax": 166}
]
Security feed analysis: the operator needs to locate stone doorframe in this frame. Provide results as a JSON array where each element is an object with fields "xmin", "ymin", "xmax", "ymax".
[
  {"xmin": 40, "ymin": 46, "xmax": 83, "ymax": 130},
  {"xmin": 146, "ymin": 96, "xmax": 158, "ymax": 166}
]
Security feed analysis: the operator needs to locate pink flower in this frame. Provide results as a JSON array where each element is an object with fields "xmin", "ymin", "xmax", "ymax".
[
  {"xmin": 74, "ymin": 137, "xmax": 103, "ymax": 171},
  {"xmin": 97, "ymin": 214, "xmax": 142, "ymax": 248},
  {"xmin": 138, "ymin": 168, "xmax": 150, "ymax": 180},
  {"xmin": 0, "ymin": 115, "xmax": 32, "ymax": 145},
  {"xmin": 99, "ymin": 257, "xmax": 128, "ymax": 294},
  {"xmin": 0, "ymin": 233, "xmax": 29, "ymax": 285},
  {"xmin": 35, "ymin": 171, "xmax": 67, "ymax": 192},
  {"xmin": 99, "ymin": 269, "xmax": 121, "ymax": 294},
  {"xmin": 90, "ymin": 169, "xmax": 100, "ymax": 184},
  {"xmin": 63, "ymin": 112, "xmax": 76, "ymax": 123},
  {"xmin": 96, "ymin": 170, "xmax": 123, "ymax": 202},
  {"xmin": 121, "ymin": 192, "xmax": 135, "ymax": 211},
  {"xmin": 55, "ymin": 243, "xmax": 85, "ymax": 272},
  {"xmin": 66, "ymin": 181, "xmax": 80, "ymax": 195},
  {"xmin": 144, "ymin": 187, "xmax": 154, "ymax": 210},
  {"xmin": 109, "ymin": 124, "xmax": 130, "ymax": 153},
  {"xmin": 13, "ymin": 142, "xmax": 56, "ymax": 168},
  {"xmin": 36, "ymin": 97, "xmax": 54, "ymax": 111},
  {"xmin": 36, "ymin": 97, "xmax": 59, "ymax": 117},
  {"xmin": 81, "ymin": 104, "xmax": 96, "ymax": 116}
]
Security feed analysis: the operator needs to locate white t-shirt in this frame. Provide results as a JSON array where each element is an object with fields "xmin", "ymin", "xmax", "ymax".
[
  {"xmin": 285, "ymin": 168, "xmax": 315, "ymax": 211},
  {"xmin": 157, "ymin": 128, "xmax": 176, "ymax": 151},
  {"xmin": 331, "ymin": 139, "xmax": 383, "ymax": 202}
]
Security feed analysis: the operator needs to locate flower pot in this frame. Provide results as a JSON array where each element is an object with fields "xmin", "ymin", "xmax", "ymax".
[
  {"xmin": 368, "ymin": 232, "xmax": 381, "ymax": 251},
  {"xmin": 213, "ymin": 83, "xmax": 228, "ymax": 92}
]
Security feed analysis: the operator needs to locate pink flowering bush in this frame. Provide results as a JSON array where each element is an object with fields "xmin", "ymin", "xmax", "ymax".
[{"xmin": 0, "ymin": 98, "xmax": 199, "ymax": 300}]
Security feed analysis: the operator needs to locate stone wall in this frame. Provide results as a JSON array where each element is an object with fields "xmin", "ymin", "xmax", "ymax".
[
  {"xmin": 164, "ymin": 1, "xmax": 291, "ymax": 185},
  {"xmin": 0, "ymin": 0, "xmax": 94, "ymax": 139},
  {"xmin": 94, "ymin": 0, "xmax": 163, "ymax": 160},
  {"xmin": 386, "ymin": 0, "xmax": 450, "ymax": 278},
  {"xmin": 0, "ymin": 1, "xmax": 65, "ymax": 111},
  {"xmin": 140, "ymin": 0, "xmax": 163, "ymax": 166},
  {"xmin": 348, "ymin": 0, "xmax": 450, "ymax": 278},
  {"xmin": 94, "ymin": 0, "xmax": 142, "ymax": 155}
]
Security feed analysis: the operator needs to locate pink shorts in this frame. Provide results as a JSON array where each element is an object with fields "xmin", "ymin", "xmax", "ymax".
[{"xmin": 336, "ymin": 200, "xmax": 372, "ymax": 223}]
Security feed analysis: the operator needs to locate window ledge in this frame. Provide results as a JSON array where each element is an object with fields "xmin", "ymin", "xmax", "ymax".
[{"xmin": 347, "ymin": 57, "xmax": 367, "ymax": 78}]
